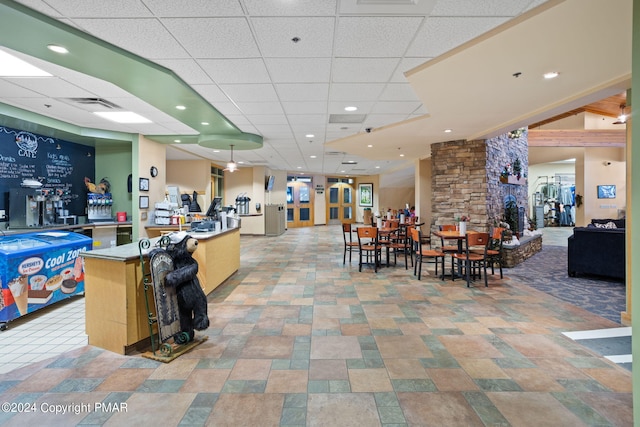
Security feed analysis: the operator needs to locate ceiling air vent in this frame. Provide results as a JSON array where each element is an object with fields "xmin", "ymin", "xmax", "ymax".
[
  {"xmin": 341, "ymin": 161, "xmax": 358, "ymax": 165},
  {"xmin": 325, "ymin": 151, "xmax": 346, "ymax": 156},
  {"xmin": 329, "ymin": 114, "xmax": 366, "ymax": 124},
  {"xmin": 66, "ymin": 97, "xmax": 121, "ymax": 109}
]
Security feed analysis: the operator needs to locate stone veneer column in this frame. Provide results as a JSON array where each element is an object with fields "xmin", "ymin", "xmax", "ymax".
[{"xmin": 430, "ymin": 131, "xmax": 528, "ymax": 234}]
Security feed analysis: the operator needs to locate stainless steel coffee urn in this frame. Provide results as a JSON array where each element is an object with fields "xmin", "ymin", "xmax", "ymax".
[{"xmin": 235, "ymin": 193, "xmax": 251, "ymax": 215}]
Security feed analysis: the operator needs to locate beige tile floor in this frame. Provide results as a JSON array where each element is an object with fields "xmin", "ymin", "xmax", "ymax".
[{"xmin": 0, "ymin": 225, "xmax": 630, "ymax": 426}]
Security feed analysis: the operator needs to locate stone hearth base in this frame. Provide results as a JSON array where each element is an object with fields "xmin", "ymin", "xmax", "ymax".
[{"xmin": 502, "ymin": 234, "xmax": 542, "ymax": 267}]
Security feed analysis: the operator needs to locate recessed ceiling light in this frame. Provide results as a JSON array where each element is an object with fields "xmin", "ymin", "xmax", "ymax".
[
  {"xmin": 310, "ymin": 155, "xmax": 317, "ymax": 159},
  {"xmin": 367, "ymin": 144, "xmax": 373, "ymax": 148},
  {"xmin": 174, "ymin": 139, "xmax": 181, "ymax": 143},
  {"xmin": 176, "ymin": 105, "xmax": 186, "ymax": 110},
  {"xmin": 297, "ymin": 166, "xmax": 302, "ymax": 169},
  {"xmin": 306, "ymin": 134, "xmax": 314, "ymax": 138},
  {"xmin": 400, "ymin": 154, "xmax": 405, "ymax": 157},
  {"xmin": 341, "ymin": 170, "xmax": 345, "ymax": 173},
  {"xmin": 375, "ymin": 166, "xmax": 380, "ymax": 169},
  {"xmin": 444, "ymin": 129, "xmax": 452, "ymax": 133},
  {"xmin": 0, "ymin": 50, "xmax": 51, "ymax": 77},
  {"xmin": 213, "ymin": 150, "xmax": 220, "ymax": 153},
  {"xmin": 201, "ymin": 121, "xmax": 209, "ymax": 125},
  {"xmin": 543, "ymin": 71, "xmax": 559, "ymax": 79},
  {"xmin": 47, "ymin": 44, "xmax": 68, "ymax": 54},
  {"xmin": 93, "ymin": 111, "xmax": 152, "ymax": 124},
  {"xmin": 344, "ymin": 106, "xmax": 358, "ymax": 112}
]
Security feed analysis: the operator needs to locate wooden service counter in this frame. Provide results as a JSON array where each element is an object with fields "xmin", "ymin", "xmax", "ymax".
[{"xmin": 81, "ymin": 226, "xmax": 240, "ymax": 355}]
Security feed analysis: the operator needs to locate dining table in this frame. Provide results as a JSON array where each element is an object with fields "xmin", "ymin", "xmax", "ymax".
[{"xmin": 432, "ymin": 229, "xmax": 479, "ymax": 279}]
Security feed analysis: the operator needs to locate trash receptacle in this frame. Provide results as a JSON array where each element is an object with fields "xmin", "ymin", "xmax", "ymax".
[{"xmin": 363, "ymin": 208, "xmax": 373, "ymax": 225}]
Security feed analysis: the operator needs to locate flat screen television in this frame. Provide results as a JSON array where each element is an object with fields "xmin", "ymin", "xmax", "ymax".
[
  {"xmin": 266, "ymin": 175, "xmax": 275, "ymax": 192},
  {"xmin": 205, "ymin": 196, "xmax": 223, "ymax": 218},
  {"xmin": 597, "ymin": 185, "xmax": 616, "ymax": 199}
]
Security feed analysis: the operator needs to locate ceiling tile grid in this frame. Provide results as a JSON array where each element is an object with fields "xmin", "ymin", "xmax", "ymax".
[{"xmin": 2, "ymin": 0, "xmax": 628, "ymax": 179}]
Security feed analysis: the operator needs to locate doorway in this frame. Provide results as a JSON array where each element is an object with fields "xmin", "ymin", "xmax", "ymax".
[
  {"xmin": 286, "ymin": 176, "xmax": 314, "ymax": 228},
  {"xmin": 326, "ymin": 178, "xmax": 355, "ymax": 225}
]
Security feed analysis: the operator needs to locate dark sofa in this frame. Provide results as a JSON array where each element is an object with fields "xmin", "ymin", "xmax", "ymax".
[{"xmin": 567, "ymin": 219, "xmax": 625, "ymax": 280}]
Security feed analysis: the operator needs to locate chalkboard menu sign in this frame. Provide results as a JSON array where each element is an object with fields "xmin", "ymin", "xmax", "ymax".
[{"xmin": 0, "ymin": 125, "xmax": 95, "ymax": 219}]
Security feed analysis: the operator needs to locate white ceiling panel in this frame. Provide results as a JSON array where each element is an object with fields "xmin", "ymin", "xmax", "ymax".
[
  {"xmin": 198, "ymin": 59, "xmax": 271, "ymax": 84},
  {"xmin": 379, "ymin": 84, "xmax": 422, "ymax": 102},
  {"xmin": 331, "ymin": 58, "xmax": 400, "ymax": 83},
  {"xmin": 251, "ymin": 17, "xmax": 336, "ymax": 58},
  {"xmin": 334, "ymin": 17, "xmax": 424, "ymax": 57},
  {"xmin": 265, "ymin": 58, "xmax": 332, "ymax": 83},
  {"xmin": 14, "ymin": 77, "xmax": 94, "ymax": 98},
  {"xmin": 287, "ymin": 115, "xmax": 328, "ymax": 125},
  {"xmin": 281, "ymin": 102, "xmax": 327, "ymax": 115},
  {"xmin": 219, "ymin": 84, "xmax": 278, "ymax": 102},
  {"xmin": 72, "ymin": 18, "xmax": 189, "ymax": 59},
  {"xmin": 242, "ymin": 0, "xmax": 338, "ymax": 17},
  {"xmin": 430, "ymin": 0, "xmax": 533, "ymax": 16},
  {"xmin": 236, "ymin": 102, "xmax": 285, "ymax": 115},
  {"xmin": 275, "ymin": 84, "xmax": 329, "ymax": 102},
  {"xmin": 364, "ymin": 114, "xmax": 413, "ymax": 128},
  {"xmin": 0, "ymin": 79, "xmax": 49, "ymax": 98},
  {"xmin": 328, "ymin": 101, "xmax": 375, "ymax": 114},
  {"xmin": 143, "ymin": 0, "xmax": 245, "ymax": 17},
  {"xmin": 154, "ymin": 59, "xmax": 214, "ymax": 85},
  {"xmin": 162, "ymin": 18, "xmax": 260, "ymax": 58},
  {"xmin": 406, "ymin": 17, "xmax": 508, "ymax": 57},
  {"xmin": 209, "ymin": 102, "xmax": 243, "ymax": 116},
  {"xmin": 390, "ymin": 57, "xmax": 431, "ymax": 82},
  {"xmin": 45, "ymin": 0, "xmax": 153, "ymax": 18},
  {"xmin": 191, "ymin": 84, "xmax": 232, "ymax": 103},
  {"xmin": 10, "ymin": 0, "xmax": 64, "ymax": 17},
  {"xmin": 328, "ymin": 84, "xmax": 386, "ymax": 101},
  {"xmin": 245, "ymin": 114, "xmax": 288, "ymax": 125}
]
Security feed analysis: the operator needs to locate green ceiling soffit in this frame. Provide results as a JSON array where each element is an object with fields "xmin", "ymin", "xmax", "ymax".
[
  {"xmin": 0, "ymin": 102, "xmax": 133, "ymax": 146},
  {"xmin": 0, "ymin": 0, "xmax": 263, "ymax": 150}
]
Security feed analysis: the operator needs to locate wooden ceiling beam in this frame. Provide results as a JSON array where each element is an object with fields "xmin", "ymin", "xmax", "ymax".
[{"xmin": 528, "ymin": 129, "xmax": 626, "ymax": 147}]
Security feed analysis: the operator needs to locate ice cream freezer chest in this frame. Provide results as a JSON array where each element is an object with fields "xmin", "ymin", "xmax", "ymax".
[{"xmin": 0, "ymin": 231, "xmax": 93, "ymax": 327}]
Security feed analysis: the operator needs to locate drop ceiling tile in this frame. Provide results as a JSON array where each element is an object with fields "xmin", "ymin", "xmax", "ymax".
[
  {"xmin": 275, "ymin": 84, "xmax": 329, "ymax": 102},
  {"xmin": 243, "ymin": 0, "xmax": 337, "ymax": 16},
  {"xmin": 72, "ymin": 18, "xmax": 190, "ymax": 59},
  {"xmin": 236, "ymin": 101, "xmax": 284, "ymax": 115},
  {"xmin": 390, "ymin": 57, "xmax": 430, "ymax": 82},
  {"xmin": 246, "ymin": 114, "xmax": 288, "ymax": 125},
  {"xmin": 265, "ymin": 58, "xmax": 332, "ymax": 83},
  {"xmin": 287, "ymin": 114, "xmax": 327, "ymax": 125},
  {"xmin": 253, "ymin": 124, "xmax": 294, "ymax": 136},
  {"xmin": 191, "ymin": 84, "xmax": 232, "ymax": 103},
  {"xmin": 14, "ymin": 77, "xmax": 95, "ymax": 98},
  {"xmin": 281, "ymin": 102, "xmax": 327, "ymax": 115},
  {"xmin": 406, "ymin": 17, "xmax": 508, "ymax": 57},
  {"xmin": 0, "ymin": 79, "xmax": 46, "ymax": 97},
  {"xmin": 379, "ymin": 83, "xmax": 421, "ymax": 102},
  {"xmin": 371, "ymin": 101, "xmax": 421, "ymax": 114},
  {"xmin": 430, "ymin": 0, "xmax": 533, "ymax": 16},
  {"xmin": 198, "ymin": 59, "xmax": 271, "ymax": 84},
  {"xmin": 335, "ymin": 17, "xmax": 423, "ymax": 57},
  {"xmin": 162, "ymin": 17, "xmax": 260, "ymax": 58},
  {"xmin": 155, "ymin": 59, "xmax": 214, "ymax": 84},
  {"xmin": 42, "ymin": 0, "xmax": 153, "ymax": 17},
  {"xmin": 220, "ymin": 84, "xmax": 278, "ymax": 102},
  {"xmin": 328, "ymin": 83, "xmax": 385, "ymax": 101},
  {"xmin": 251, "ymin": 17, "xmax": 335, "ymax": 58},
  {"xmin": 13, "ymin": 0, "xmax": 63, "ymax": 16},
  {"xmin": 331, "ymin": 58, "xmax": 399, "ymax": 83},
  {"xmin": 210, "ymin": 101, "xmax": 243, "ymax": 116},
  {"xmin": 142, "ymin": 0, "xmax": 244, "ymax": 17}
]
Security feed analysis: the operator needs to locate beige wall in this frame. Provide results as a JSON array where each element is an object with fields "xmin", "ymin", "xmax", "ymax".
[
  {"xmin": 167, "ymin": 159, "xmax": 212, "ymax": 214},
  {"xmin": 137, "ymin": 136, "xmax": 166, "ymax": 238},
  {"xmin": 378, "ymin": 187, "xmax": 415, "ymax": 215},
  {"xmin": 417, "ymin": 158, "xmax": 432, "ymax": 227},
  {"xmin": 583, "ymin": 147, "xmax": 626, "ymax": 223}
]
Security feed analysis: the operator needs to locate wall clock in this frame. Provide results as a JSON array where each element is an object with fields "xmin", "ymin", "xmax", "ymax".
[{"xmin": 150, "ymin": 166, "xmax": 158, "ymax": 177}]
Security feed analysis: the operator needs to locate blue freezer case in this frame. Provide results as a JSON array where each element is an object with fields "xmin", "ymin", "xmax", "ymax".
[{"xmin": 0, "ymin": 231, "xmax": 92, "ymax": 325}]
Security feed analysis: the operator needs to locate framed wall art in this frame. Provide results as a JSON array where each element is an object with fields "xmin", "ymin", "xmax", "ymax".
[{"xmin": 358, "ymin": 183, "xmax": 373, "ymax": 207}]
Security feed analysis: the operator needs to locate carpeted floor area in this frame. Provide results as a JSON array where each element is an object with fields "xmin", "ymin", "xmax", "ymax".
[{"xmin": 506, "ymin": 244, "xmax": 626, "ymax": 325}]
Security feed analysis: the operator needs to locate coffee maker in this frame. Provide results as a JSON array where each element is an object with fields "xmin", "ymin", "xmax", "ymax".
[{"xmin": 9, "ymin": 188, "xmax": 55, "ymax": 228}]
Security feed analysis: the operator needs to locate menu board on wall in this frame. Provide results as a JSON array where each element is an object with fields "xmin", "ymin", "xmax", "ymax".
[{"xmin": 0, "ymin": 126, "xmax": 95, "ymax": 217}]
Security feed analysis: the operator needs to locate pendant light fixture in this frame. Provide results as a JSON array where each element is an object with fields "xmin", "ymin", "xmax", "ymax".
[
  {"xmin": 613, "ymin": 104, "xmax": 627, "ymax": 125},
  {"xmin": 225, "ymin": 144, "xmax": 237, "ymax": 172}
]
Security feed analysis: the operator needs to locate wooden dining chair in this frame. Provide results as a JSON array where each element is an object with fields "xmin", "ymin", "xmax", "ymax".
[
  {"xmin": 470, "ymin": 227, "xmax": 505, "ymax": 278},
  {"xmin": 388, "ymin": 224, "xmax": 414, "ymax": 269},
  {"xmin": 410, "ymin": 227, "xmax": 445, "ymax": 280},
  {"xmin": 452, "ymin": 232, "xmax": 490, "ymax": 287},
  {"xmin": 342, "ymin": 222, "xmax": 359, "ymax": 264},
  {"xmin": 439, "ymin": 224, "xmax": 459, "ymax": 280},
  {"xmin": 356, "ymin": 226, "xmax": 383, "ymax": 272}
]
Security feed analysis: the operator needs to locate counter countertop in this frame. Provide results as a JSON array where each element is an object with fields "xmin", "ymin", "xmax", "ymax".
[{"xmin": 84, "ymin": 226, "xmax": 239, "ymax": 262}]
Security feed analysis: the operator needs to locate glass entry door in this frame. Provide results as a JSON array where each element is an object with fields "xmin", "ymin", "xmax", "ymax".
[
  {"xmin": 327, "ymin": 179, "xmax": 355, "ymax": 225},
  {"xmin": 287, "ymin": 178, "xmax": 314, "ymax": 228}
]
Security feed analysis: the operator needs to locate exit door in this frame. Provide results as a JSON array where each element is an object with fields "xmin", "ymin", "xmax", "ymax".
[
  {"xmin": 327, "ymin": 181, "xmax": 355, "ymax": 225},
  {"xmin": 286, "ymin": 179, "xmax": 314, "ymax": 228}
]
